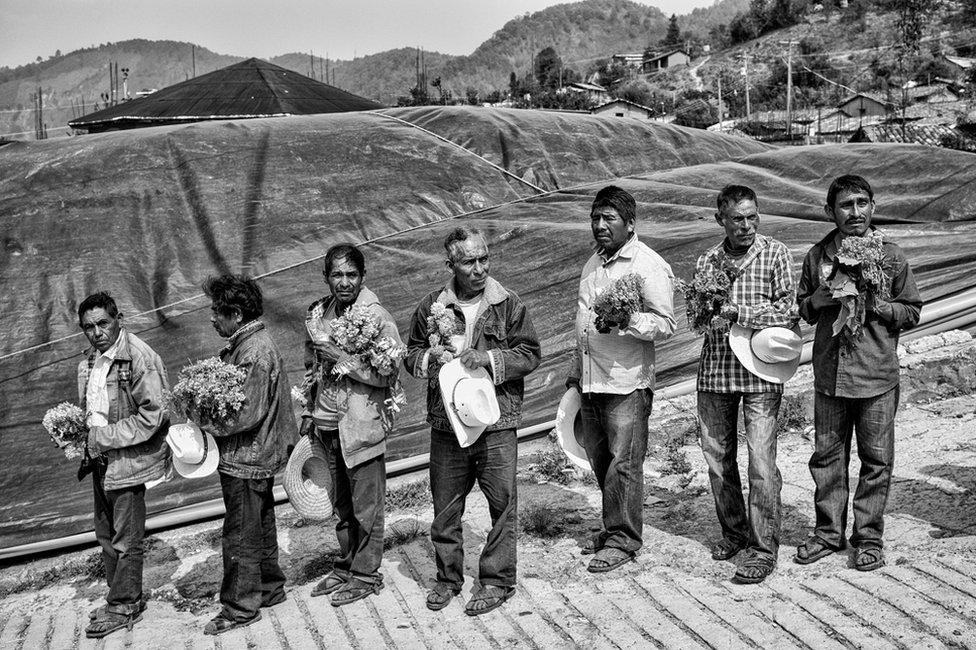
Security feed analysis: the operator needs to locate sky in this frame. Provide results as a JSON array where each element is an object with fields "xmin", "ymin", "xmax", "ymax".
[{"xmin": 0, "ymin": 0, "xmax": 714, "ymax": 69}]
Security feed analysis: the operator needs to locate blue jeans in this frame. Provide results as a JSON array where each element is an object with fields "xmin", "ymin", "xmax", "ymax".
[
  {"xmin": 697, "ymin": 391, "xmax": 783, "ymax": 558},
  {"xmin": 580, "ymin": 389, "xmax": 652, "ymax": 553},
  {"xmin": 319, "ymin": 429, "xmax": 385, "ymax": 584},
  {"xmin": 429, "ymin": 427, "xmax": 517, "ymax": 589},
  {"xmin": 218, "ymin": 473, "xmax": 286, "ymax": 621},
  {"xmin": 810, "ymin": 387, "xmax": 898, "ymax": 549},
  {"xmin": 92, "ymin": 463, "xmax": 146, "ymax": 616}
]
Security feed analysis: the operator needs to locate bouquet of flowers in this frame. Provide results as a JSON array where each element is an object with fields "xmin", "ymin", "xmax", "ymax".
[
  {"xmin": 168, "ymin": 357, "xmax": 247, "ymax": 430},
  {"xmin": 426, "ymin": 302, "xmax": 459, "ymax": 365},
  {"xmin": 328, "ymin": 305, "xmax": 407, "ymax": 377},
  {"xmin": 826, "ymin": 230, "xmax": 891, "ymax": 344},
  {"xmin": 592, "ymin": 273, "xmax": 645, "ymax": 333},
  {"xmin": 676, "ymin": 257, "xmax": 740, "ymax": 334},
  {"xmin": 42, "ymin": 402, "xmax": 88, "ymax": 459}
]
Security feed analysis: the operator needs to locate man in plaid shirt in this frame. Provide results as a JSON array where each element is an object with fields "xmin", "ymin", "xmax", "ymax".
[{"xmin": 695, "ymin": 184, "xmax": 797, "ymax": 584}]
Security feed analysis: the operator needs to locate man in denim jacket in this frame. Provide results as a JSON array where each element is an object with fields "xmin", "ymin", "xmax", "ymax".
[
  {"xmin": 405, "ymin": 227, "xmax": 541, "ymax": 616},
  {"xmin": 76, "ymin": 292, "xmax": 170, "ymax": 639},
  {"xmin": 202, "ymin": 275, "xmax": 298, "ymax": 635}
]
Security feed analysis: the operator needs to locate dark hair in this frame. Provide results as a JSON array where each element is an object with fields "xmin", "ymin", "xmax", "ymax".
[
  {"xmin": 591, "ymin": 185, "xmax": 636, "ymax": 223},
  {"xmin": 324, "ymin": 243, "xmax": 365, "ymax": 276},
  {"xmin": 444, "ymin": 226, "xmax": 486, "ymax": 263},
  {"xmin": 202, "ymin": 274, "xmax": 263, "ymax": 323},
  {"xmin": 77, "ymin": 291, "xmax": 119, "ymax": 324},
  {"xmin": 717, "ymin": 184, "xmax": 759, "ymax": 212},
  {"xmin": 826, "ymin": 175, "xmax": 873, "ymax": 209}
]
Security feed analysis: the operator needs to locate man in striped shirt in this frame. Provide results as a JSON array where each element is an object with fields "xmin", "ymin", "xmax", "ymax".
[{"xmin": 695, "ymin": 184, "xmax": 797, "ymax": 584}]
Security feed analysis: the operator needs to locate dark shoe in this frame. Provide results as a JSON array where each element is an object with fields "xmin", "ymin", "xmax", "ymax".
[
  {"xmin": 311, "ymin": 571, "xmax": 348, "ymax": 597},
  {"xmin": 426, "ymin": 583, "xmax": 461, "ymax": 611},
  {"xmin": 464, "ymin": 585, "xmax": 515, "ymax": 616},
  {"xmin": 89, "ymin": 599, "xmax": 147, "ymax": 620},
  {"xmin": 794, "ymin": 536, "xmax": 842, "ymax": 565},
  {"xmin": 587, "ymin": 547, "xmax": 635, "ymax": 574},
  {"xmin": 85, "ymin": 611, "xmax": 143, "ymax": 639},
  {"xmin": 711, "ymin": 538, "xmax": 747, "ymax": 561},
  {"xmin": 203, "ymin": 612, "xmax": 261, "ymax": 635},
  {"xmin": 331, "ymin": 578, "xmax": 382, "ymax": 607},
  {"xmin": 854, "ymin": 546, "xmax": 884, "ymax": 572},
  {"xmin": 732, "ymin": 552, "xmax": 776, "ymax": 585},
  {"xmin": 262, "ymin": 592, "xmax": 287, "ymax": 608}
]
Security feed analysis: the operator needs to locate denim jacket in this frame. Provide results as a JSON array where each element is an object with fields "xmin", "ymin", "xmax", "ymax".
[
  {"xmin": 76, "ymin": 330, "xmax": 171, "ymax": 490},
  {"xmin": 215, "ymin": 321, "xmax": 298, "ymax": 479},
  {"xmin": 405, "ymin": 277, "xmax": 541, "ymax": 432},
  {"xmin": 301, "ymin": 287, "xmax": 403, "ymax": 468}
]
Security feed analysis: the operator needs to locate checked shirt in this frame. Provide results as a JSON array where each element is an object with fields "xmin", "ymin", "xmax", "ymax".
[{"xmin": 695, "ymin": 234, "xmax": 797, "ymax": 394}]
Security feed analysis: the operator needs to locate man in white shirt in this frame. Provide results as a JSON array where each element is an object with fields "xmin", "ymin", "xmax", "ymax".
[{"xmin": 568, "ymin": 185, "xmax": 676, "ymax": 573}]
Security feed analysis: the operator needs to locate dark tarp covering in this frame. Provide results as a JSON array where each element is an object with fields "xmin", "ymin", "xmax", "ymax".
[{"xmin": 2, "ymin": 106, "xmax": 976, "ymax": 549}]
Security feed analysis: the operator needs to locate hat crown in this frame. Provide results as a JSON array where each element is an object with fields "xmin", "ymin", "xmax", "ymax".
[
  {"xmin": 751, "ymin": 327, "xmax": 802, "ymax": 363},
  {"xmin": 453, "ymin": 377, "xmax": 498, "ymax": 427},
  {"xmin": 168, "ymin": 423, "xmax": 206, "ymax": 465}
]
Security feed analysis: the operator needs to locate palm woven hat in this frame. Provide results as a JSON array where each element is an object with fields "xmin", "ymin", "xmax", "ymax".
[
  {"xmin": 438, "ymin": 359, "xmax": 501, "ymax": 448},
  {"xmin": 283, "ymin": 435, "xmax": 333, "ymax": 519},
  {"xmin": 554, "ymin": 388, "xmax": 590, "ymax": 471},
  {"xmin": 166, "ymin": 422, "xmax": 219, "ymax": 479},
  {"xmin": 729, "ymin": 324, "xmax": 803, "ymax": 384}
]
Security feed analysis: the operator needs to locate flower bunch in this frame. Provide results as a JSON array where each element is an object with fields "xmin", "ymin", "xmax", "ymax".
[
  {"xmin": 168, "ymin": 357, "xmax": 247, "ymax": 429},
  {"xmin": 677, "ymin": 257, "xmax": 740, "ymax": 334},
  {"xmin": 329, "ymin": 305, "xmax": 407, "ymax": 377},
  {"xmin": 827, "ymin": 230, "xmax": 891, "ymax": 344},
  {"xmin": 42, "ymin": 402, "xmax": 88, "ymax": 459},
  {"xmin": 593, "ymin": 273, "xmax": 645, "ymax": 333},
  {"xmin": 426, "ymin": 302, "xmax": 458, "ymax": 364},
  {"xmin": 291, "ymin": 376, "xmax": 311, "ymax": 409}
]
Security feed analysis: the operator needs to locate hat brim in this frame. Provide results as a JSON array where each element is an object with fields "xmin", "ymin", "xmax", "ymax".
[
  {"xmin": 728, "ymin": 324, "xmax": 802, "ymax": 384},
  {"xmin": 167, "ymin": 425, "xmax": 219, "ymax": 479},
  {"xmin": 439, "ymin": 359, "xmax": 495, "ymax": 448},
  {"xmin": 554, "ymin": 389, "xmax": 590, "ymax": 471},
  {"xmin": 283, "ymin": 435, "xmax": 333, "ymax": 519}
]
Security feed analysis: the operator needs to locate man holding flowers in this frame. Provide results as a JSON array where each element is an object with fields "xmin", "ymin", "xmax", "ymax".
[
  {"xmin": 567, "ymin": 185, "xmax": 676, "ymax": 574},
  {"xmin": 405, "ymin": 226, "xmax": 541, "ymax": 615},
  {"xmin": 794, "ymin": 175, "xmax": 921, "ymax": 572},
  {"xmin": 692, "ymin": 185, "xmax": 797, "ymax": 584},
  {"xmin": 201, "ymin": 275, "xmax": 297, "ymax": 635},
  {"xmin": 75, "ymin": 291, "xmax": 170, "ymax": 639},
  {"xmin": 299, "ymin": 243, "xmax": 405, "ymax": 606}
]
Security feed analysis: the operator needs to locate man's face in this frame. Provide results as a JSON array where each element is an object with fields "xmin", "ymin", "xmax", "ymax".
[
  {"xmin": 591, "ymin": 206, "xmax": 634, "ymax": 254},
  {"xmin": 325, "ymin": 256, "xmax": 364, "ymax": 307},
  {"xmin": 448, "ymin": 236, "xmax": 490, "ymax": 297},
  {"xmin": 210, "ymin": 303, "xmax": 241, "ymax": 338},
  {"xmin": 827, "ymin": 189, "xmax": 874, "ymax": 237},
  {"xmin": 716, "ymin": 198, "xmax": 760, "ymax": 249},
  {"xmin": 80, "ymin": 307, "xmax": 122, "ymax": 354}
]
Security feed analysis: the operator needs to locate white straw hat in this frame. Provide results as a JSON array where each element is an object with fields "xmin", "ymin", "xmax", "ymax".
[
  {"xmin": 166, "ymin": 423, "xmax": 218, "ymax": 479},
  {"xmin": 283, "ymin": 435, "xmax": 333, "ymax": 519},
  {"xmin": 729, "ymin": 324, "xmax": 803, "ymax": 384},
  {"xmin": 554, "ymin": 388, "xmax": 590, "ymax": 471},
  {"xmin": 438, "ymin": 359, "xmax": 500, "ymax": 448}
]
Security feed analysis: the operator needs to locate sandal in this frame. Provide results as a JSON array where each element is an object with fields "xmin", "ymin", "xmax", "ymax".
[
  {"xmin": 85, "ymin": 611, "xmax": 143, "ymax": 639},
  {"xmin": 581, "ymin": 532, "xmax": 607, "ymax": 556},
  {"xmin": 587, "ymin": 547, "xmax": 635, "ymax": 574},
  {"xmin": 426, "ymin": 583, "xmax": 461, "ymax": 611},
  {"xmin": 203, "ymin": 611, "xmax": 261, "ymax": 635},
  {"xmin": 89, "ymin": 599, "xmax": 147, "ymax": 620},
  {"xmin": 311, "ymin": 571, "xmax": 348, "ymax": 597},
  {"xmin": 330, "ymin": 578, "xmax": 382, "ymax": 607},
  {"xmin": 855, "ymin": 546, "xmax": 885, "ymax": 572},
  {"xmin": 711, "ymin": 537, "xmax": 747, "ymax": 561},
  {"xmin": 794, "ymin": 537, "xmax": 840, "ymax": 565},
  {"xmin": 464, "ymin": 584, "xmax": 515, "ymax": 616},
  {"xmin": 732, "ymin": 552, "xmax": 776, "ymax": 584}
]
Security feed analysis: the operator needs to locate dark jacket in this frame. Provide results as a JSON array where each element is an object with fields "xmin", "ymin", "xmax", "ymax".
[
  {"xmin": 404, "ymin": 277, "xmax": 541, "ymax": 432},
  {"xmin": 77, "ymin": 330, "xmax": 171, "ymax": 490},
  {"xmin": 215, "ymin": 321, "xmax": 298, "ymax": 479}
]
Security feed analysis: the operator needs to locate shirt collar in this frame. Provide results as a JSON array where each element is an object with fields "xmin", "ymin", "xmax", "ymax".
[
  {"xmin": 97, "ymin": 329, "xmax": 125, "ymax": 361},
  {"xmin": 439, "ymin": 276, "xmax": 508, "ymax": 307},
  {"xmin": 228, "ymin": 319, "xmax": 264, "ymax": 347},
  {"xmin": 598, "ymin": 234, "xmax": 638, "ymax": 265}
]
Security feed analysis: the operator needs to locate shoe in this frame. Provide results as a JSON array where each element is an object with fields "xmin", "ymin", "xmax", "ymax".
[
  {"xmin": 711, "ymin": 538, "xmax": 747, "ymax": 561},
  {"xmin": 330, "ymin": 578, "xmax": 383, "ymax": 607},
  {"xmin": 262, "ymin": 592, "xmax": 287, "ymax": 608},
  {"xmin": 587, "ymin": 547, "xmax": 635, "ymax": 574},
  {"xmin": 794, "ymin": 536, "xmax": 842, "ymax": 565},
  {"xmin": 85, "ymin": 611, "xmax": 143, "ymax": 639},
  {"xmin": 464, "ymin": 585, "xmax": 515, "ymax": 616},
  {"xmin": 854, "ymin": 546, "xmax": 884, "ymax": 572},
  {"xmin": 311, "ymin": 571, "xmax": 348, "ymax": 597},
  {"xmin": 426, "ymin": 583, "xmax": 461, "ymax": 611},
  {"xmin": 731, "ymin": 551, "xmax": 776, "ymax": 584},
  {"xmin": 203, "ymin": 611, "xmax": 261, "ymax": 635},
  {"xmin": 581, "ymin": 532, "xmax": 607, "ymax": 556},
  {"xmin": 89, "ymin": 599, "xmax": 147, "ymax": 620}
]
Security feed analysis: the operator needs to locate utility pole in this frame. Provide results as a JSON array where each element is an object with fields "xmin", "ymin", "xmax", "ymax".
[
  {"xmin": 717, "ymin": 76, "xmax": 723, "ymax": 132},
  {"xmin": 779, "ymin": 40, "xmax": 796, "ymax": 138},
  {"xmin": 191, "ymin": 45, "xmax": 196, "ymax": 77},
  {"xmin": 744, "ymin": 54, "xmax": 751, "ymax": 120}
]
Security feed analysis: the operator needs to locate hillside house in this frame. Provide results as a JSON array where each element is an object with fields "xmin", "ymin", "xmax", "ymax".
[
  {"xmin": 642, "ymin": 50, "xmax": 691, "ymax": 73},
  {"xmin": 611, "ymin": 53, "xmax": 645, "ymax": 68},
  {"xmin": 565, "ymin": 82, "xmax": 609, "ymax": 104},
  {"xmin": 836, "ymin": 93, "xmax": 891, "ymax": 119},
  {"xmin": 591, "ymin": 99, "xmax": 655, "ymax": 119}
]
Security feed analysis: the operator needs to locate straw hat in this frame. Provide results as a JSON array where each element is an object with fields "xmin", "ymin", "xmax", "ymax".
[
  {"xmin": 283, "ymin": 435, "xmax": 333, "ymax": 519},
  {"xmin": 438, "ymin": 359, "xmax": 501, "ymax": 448},
  {"xmin": 166, "ymin": 422, "xmax": 218, "ymax": 479},
  {"xmin": 554, "ymin": 388, "xmax": 590, "ymax": 471},
  {"xmin": 728, "ymin": 324, "xmax": 803, "ymax": 384}
]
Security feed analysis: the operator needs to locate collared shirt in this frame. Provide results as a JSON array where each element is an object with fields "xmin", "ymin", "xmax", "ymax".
[
  {"xmin": 696, "ymin": 234, "xmax": 797, "ymax": 394},
  {"xmin": 571, "ymin": 235, "xmax": 676, "ymax": 394},
  {"xmin": 85, "ymin": 331, "xmax": 124, "ymax": 428},
  {"xmin": 798, "ymin": 228, "xmax": 922, "ymax": 398}
]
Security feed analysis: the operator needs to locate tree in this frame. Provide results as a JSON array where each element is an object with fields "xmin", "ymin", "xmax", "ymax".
[
  {"xmin": 662, "ymin": 14, "xmax": 682, "ymax": 49},
  {"xmin": 534, "ymin": 46, "xmax": 563, "ymax": 90}
]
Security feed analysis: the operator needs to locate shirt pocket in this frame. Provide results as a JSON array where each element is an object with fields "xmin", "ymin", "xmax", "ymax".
[{"xmin": 482, "ymin": 318, "xmax": 507, "ymax": 347}]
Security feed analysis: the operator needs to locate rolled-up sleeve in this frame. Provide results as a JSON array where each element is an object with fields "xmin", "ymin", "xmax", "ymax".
[{"xmin": 620, "ymin": 258, "xmax": 676, "ymax": 341}]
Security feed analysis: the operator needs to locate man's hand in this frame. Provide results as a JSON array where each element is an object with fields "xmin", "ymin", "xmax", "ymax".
[
  {"xmin": 566, "ymin": 377, "xmax": 581, "ymax": 393},
  {"xmin": 458, "ymin": 348, "xmax": 490, "ymax": 370},
  {"xmin": 312, "ymin": 341, "xmax": 344, "ymax": 364},
  {"xmin": 808, "ymin": 285, "xmax": 839, "ymax": 311},
  {"xmin": 298, "ymin": 417, "xmax": 316, "ymax": 439},
  {"xmin": 867, "ymin": 295, "xmax": 894, "ymax": 320}
]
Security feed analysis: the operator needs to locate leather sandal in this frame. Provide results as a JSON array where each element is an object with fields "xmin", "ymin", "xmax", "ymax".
[
  {"xmin": 732, "ymin": 552, "xmax": 776, "ymax": 584},
  {"xmin": 311, "ymin": 571, "xmax": 348, "ymax": 597},
  {"xmin": 711, "ymin": 538, "xmax": 747, "ymax": 561},
  {"xmin": 89, "ymin": 599, "xmax": 147, "ymax": 620},
  {"xmin": 587, "ymin": 547, "xmax": 635, "ymax": 573},
  {"xmin": 331, "ymin": 578, "xmax": 382, "ymax": 607},
  {"xmin": 85, "ymin": 611, "xmax": 143, "ymax": 639},
  {"xmin": 464, "ymin": 585, "xmax": 515, "ymax": 616},
  {"xmin": 581, "ymin": 532, "xmax": 608, "ymax": 556},
  {"xmin": 855, "ymin": 546, "xmax": 884, "ymax": 572},
  {"xmin": 426, "ymin": 583, "xmax": 461, "ymax": 611},
  {"xmin": 203, "ymin": 611, "xmax": 261, "ymax": 636},
  {"xmin": 794, "ymin": 537, "xmax": 840, "ymax": 565}
]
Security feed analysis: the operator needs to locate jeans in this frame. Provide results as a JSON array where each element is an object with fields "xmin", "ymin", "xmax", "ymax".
[
  {"xmin": 218, "ymin": 472, "xmax": 286, "ymax": 621},
  {"xmin": 319, "ymin": 429, "xmax": 385, "ymax": 584},
  {"xmin": 92, "ymin": 463, "xmax": 146, "ymax": 615},
  {"xmin": 810, "ymin": 387, "xmax": 898, "ymax": 549},
  {"xmin": 429, "ymin": 427, "xmax": 517, "ymax": 589},
  {"xmin": 697, "ymin": 391, "xmax": 783, "ymax": 558},
  {"xmin": 579, "ymin": 389, "xmax": 652, "ymax": 553}
]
